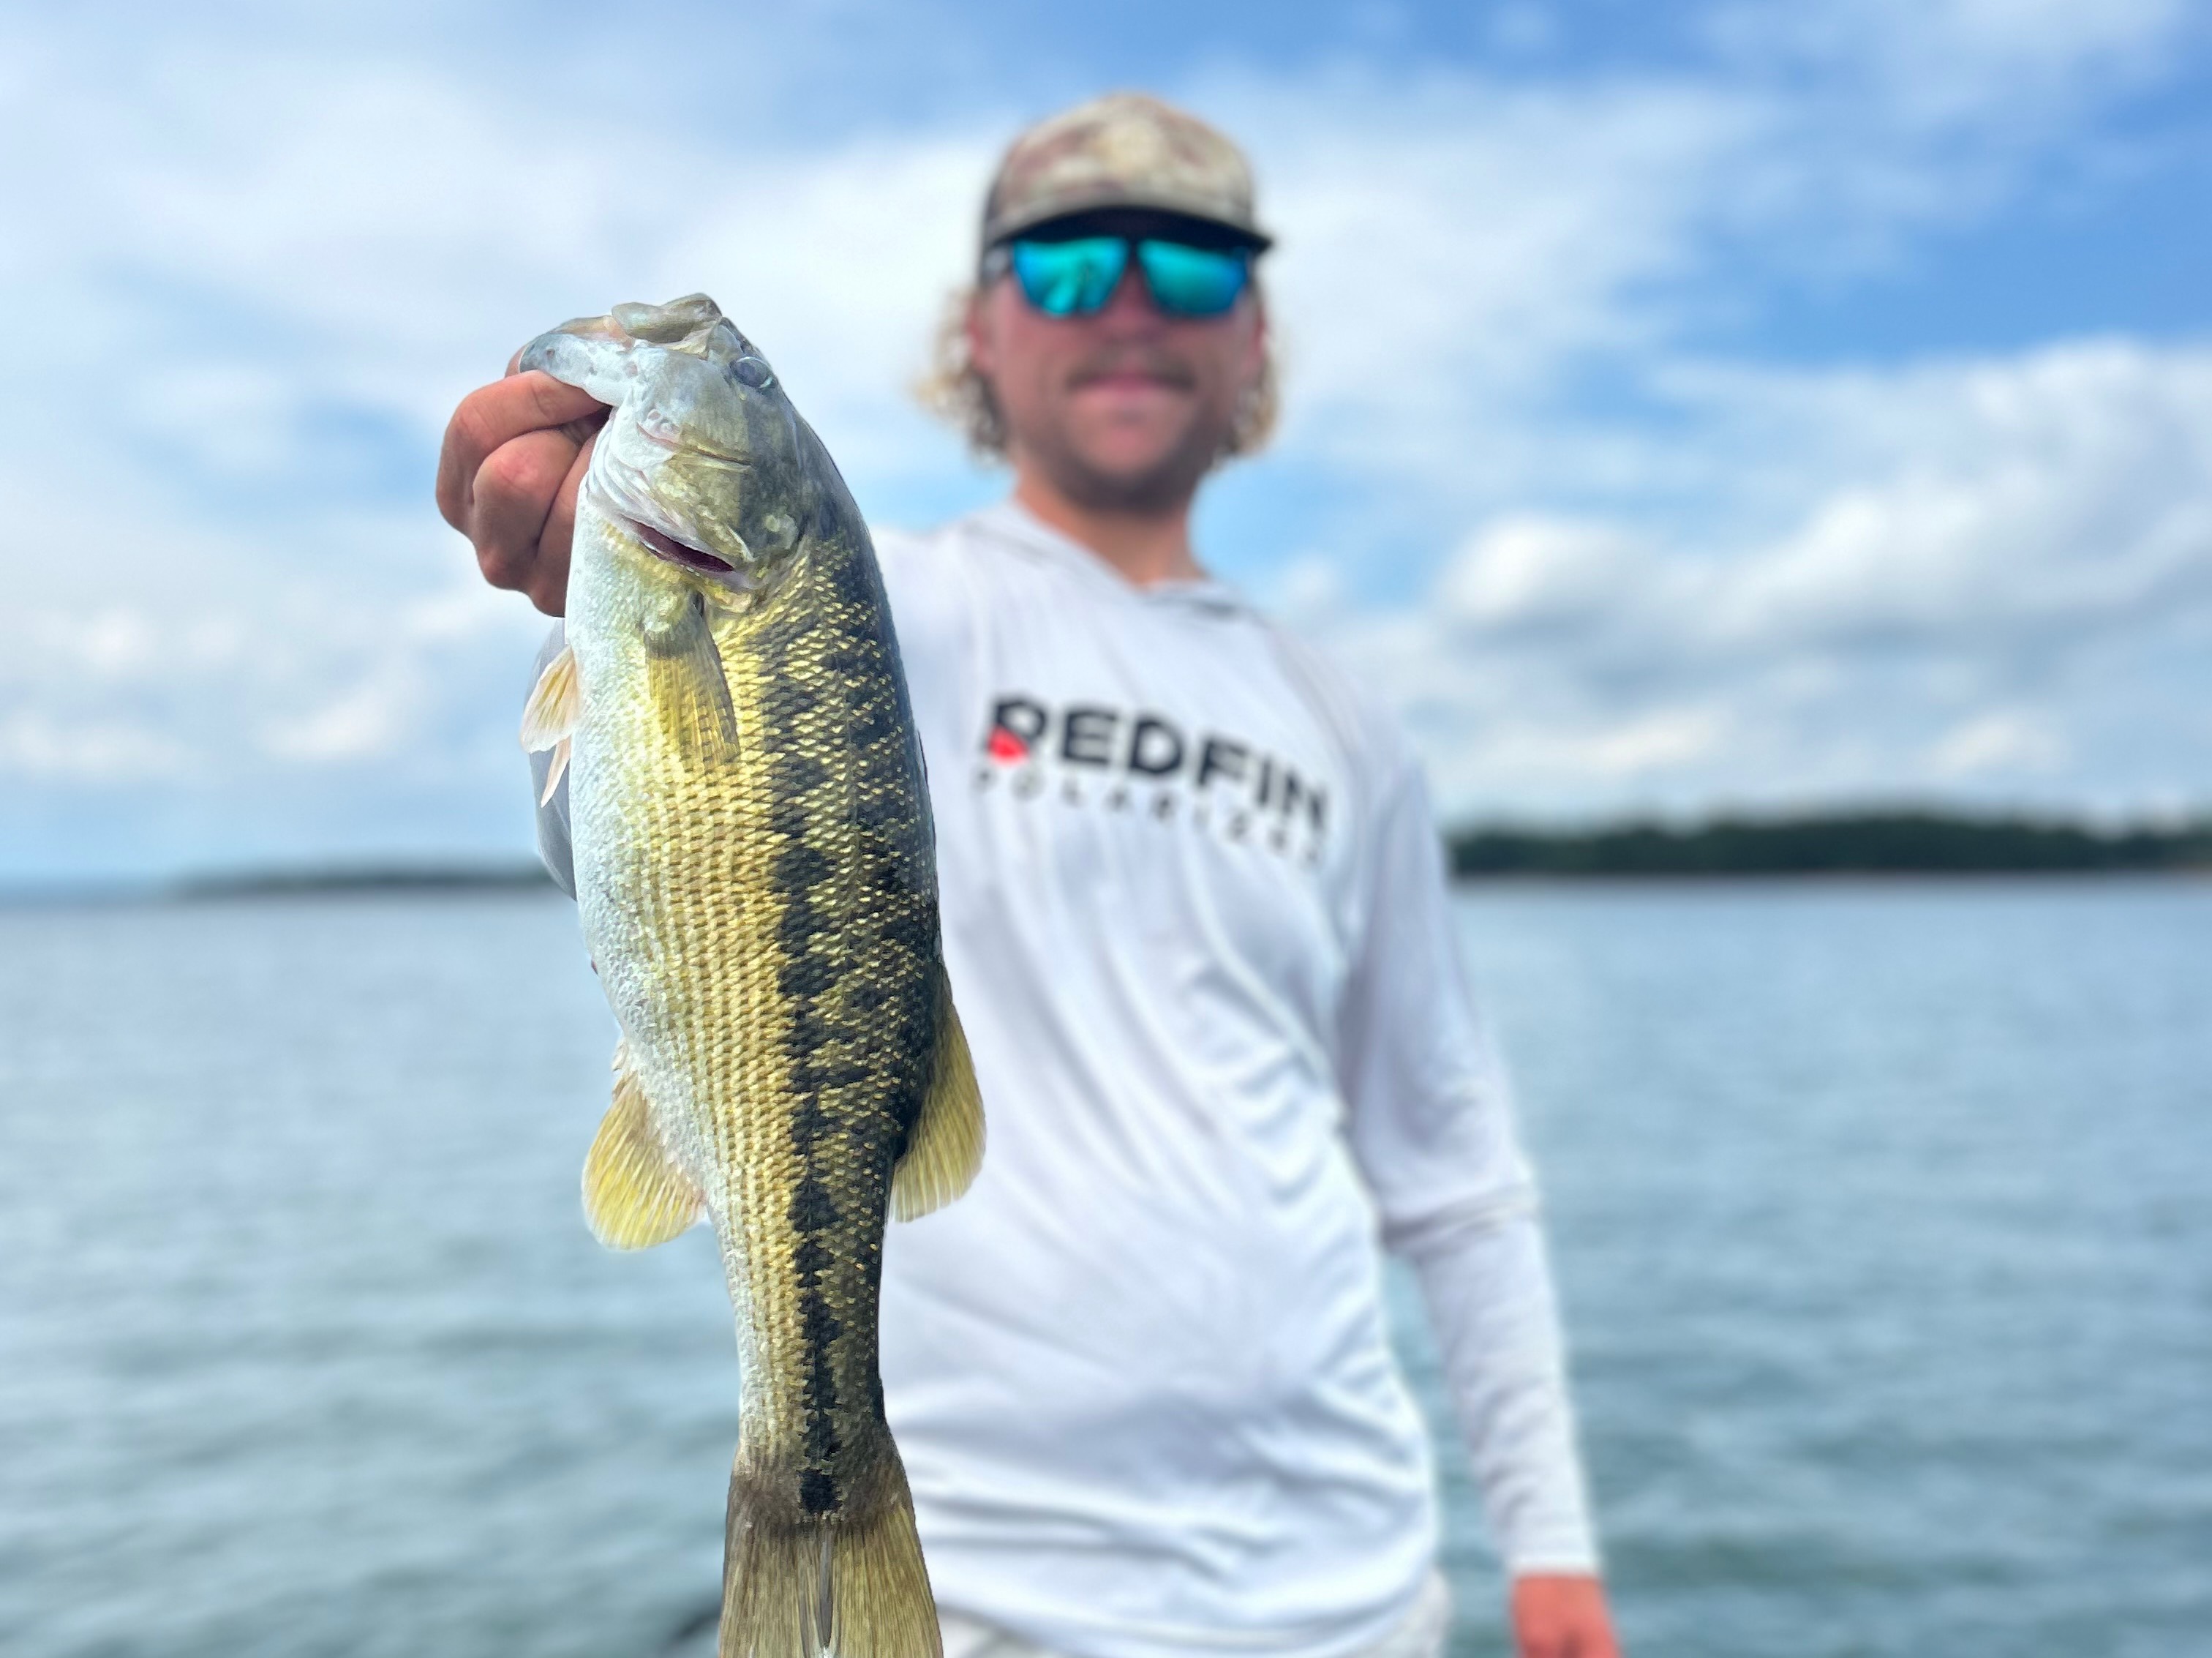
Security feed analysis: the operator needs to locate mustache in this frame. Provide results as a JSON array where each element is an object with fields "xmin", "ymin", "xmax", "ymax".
[{"xmin": 1066, "ymin": 350, "xmax": 1198, "ymax": 391}]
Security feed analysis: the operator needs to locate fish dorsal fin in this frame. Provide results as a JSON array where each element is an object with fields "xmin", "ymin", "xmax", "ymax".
[
  {"xmin": 642, "ymin": 591, "xmax": 741, "ymax": 765},
  {"xmin": 891, "ymin": 966, "xmax": 986, "ymax": 1222},
  {"xmin": 583, "ymin": 1040, "xmax": 704, "ymax": 1250},
  {"xmin": 521, "ymin": 642, "xmax": 582, "ymax": 806}
]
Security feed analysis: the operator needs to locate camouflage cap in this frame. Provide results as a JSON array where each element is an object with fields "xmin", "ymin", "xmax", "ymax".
[{"xmin": 981, "ymin": 91, "xmax": 1271, "ymax": 252}]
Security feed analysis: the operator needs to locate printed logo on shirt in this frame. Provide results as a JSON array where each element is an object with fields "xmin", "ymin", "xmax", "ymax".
[{"xmin": 975, "ymin": 694, "xmax": 1329, "ymax": 866}]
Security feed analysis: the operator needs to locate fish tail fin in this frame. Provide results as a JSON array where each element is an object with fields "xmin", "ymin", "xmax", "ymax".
[
  {"xmin": 825, "ymin": 1462, "xmax": 940, "ymax": 1658},
  {"xmin": 721, "ymin": 1449, "xmax": 939, "ymax": 1658}
]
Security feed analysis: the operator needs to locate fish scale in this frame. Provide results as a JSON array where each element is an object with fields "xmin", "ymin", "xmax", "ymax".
[{"xmin": 516, "ymin": 293, "xmax": 982, "ymax": 1658}]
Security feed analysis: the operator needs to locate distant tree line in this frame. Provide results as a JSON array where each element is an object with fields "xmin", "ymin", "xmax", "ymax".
[
  {"xmin": 1445, "ymin": 809, "xmax": 2212, "ymax": 879},
  {"xmin": 176, "ymin": 863, "xmax": 553, "ymax": 898}
]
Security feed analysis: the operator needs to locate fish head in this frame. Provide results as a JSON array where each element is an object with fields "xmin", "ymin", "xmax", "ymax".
[{"xmin": 520, "ymin": 294, "xmax": 813, "ymax": 593}]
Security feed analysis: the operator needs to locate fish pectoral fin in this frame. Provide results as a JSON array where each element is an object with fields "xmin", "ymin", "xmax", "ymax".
[
  {"xmin": 643, "ymin": 594, "xmax": 741, "ymax": 765},
  {"xmin": 582, "ymin": 1040, "xmax": 704, "ymax": 1250},
  {"xmin": 890, "ymin": 966, "xmax": 986, "ymax": 1222},
  {"xmin": 520, "ymin": 642, "xmax": 582, "ymax": 753}
]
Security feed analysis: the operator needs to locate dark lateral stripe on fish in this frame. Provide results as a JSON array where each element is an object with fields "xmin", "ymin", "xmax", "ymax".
[
  {"xmin": 797, "ymin": 1469, "xmax": 840, "ymax": 1516},
  {"xmin": 789, "ymin": 1092, "xmax": 834, "ymax": 1148},
  {"xmin": 776, "ymin": 750, "xmax": 835, "ymax": 796},
  {"xmin": 761, "ymin": 551, "xmax": 870, "ymax": 1522},
  {"xmin": 772, "ymin": 840, "xmax": 836, "ymax": 889},
  {"xmin": 741, "ymin": 534, "xmax": 944, "ymax": 1528},
  {"xmin": 778, "ymin": 953, "xmax": 838, "ymax": 1001}
]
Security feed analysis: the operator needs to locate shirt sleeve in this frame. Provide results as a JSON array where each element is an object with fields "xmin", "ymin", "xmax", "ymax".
[{"xmin": 1337, "ymin": 756, "xmax": 1600, "ymax": 1577}]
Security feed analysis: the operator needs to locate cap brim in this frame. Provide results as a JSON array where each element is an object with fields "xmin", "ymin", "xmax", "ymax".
[{"xmin": 985, "ymin": 192, "xmax": 1272, "ymax": 252}]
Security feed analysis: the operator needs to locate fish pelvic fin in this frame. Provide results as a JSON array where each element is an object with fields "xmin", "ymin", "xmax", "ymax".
[
  {"xmin": 521, "ymin": 642, "xmax": 582, "ymax": 807},
  {"xmin": 520, "ymin": 642, "xmax": 581, "ymax": 752},
  {"xmin": 890, "ymin": 965, "xmax": 985, "ymax": 1223},
  {"xmin": 582, "ymin": 1039, "xmax": 704, "ymax": 1250},
  {"xmin": 722, "ymin": 1448, "xmax": 939, "ymax": 1658},
  {"xmin": 643, "ymin": 591, "xmax": 741, "ymax": 766}
]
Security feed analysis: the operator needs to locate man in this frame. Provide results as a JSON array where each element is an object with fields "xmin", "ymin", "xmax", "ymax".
[{"xmin": 436, "ymin": 93, "xmax": 1620, "ymax": 1658}]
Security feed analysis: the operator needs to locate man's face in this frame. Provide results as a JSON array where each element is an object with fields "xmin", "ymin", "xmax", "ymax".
[{"xmin": 967, "ymin": 218, "xmax": 1267, "ymax": 515}]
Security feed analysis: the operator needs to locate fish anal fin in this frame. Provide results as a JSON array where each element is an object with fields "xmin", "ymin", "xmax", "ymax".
[
  {"xmin": 583, "ymin": 1040, "xmax": 704, "ymax": 1250},
  {"xmin": 890, "ymin": 966, "xmax": 985, "ymax": 1223},
  {"xmin": 644, "ymin": 593, "xmax": 741, "ymax": 765},
  {"xmin": 521, "ymin": 642, "xmax": 581, "ymax": 754}
]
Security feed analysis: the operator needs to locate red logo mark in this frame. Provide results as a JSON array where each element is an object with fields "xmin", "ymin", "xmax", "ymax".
[{"xmin": 986, "ymin": 727, "xmax": 1030, "ymax": 764}]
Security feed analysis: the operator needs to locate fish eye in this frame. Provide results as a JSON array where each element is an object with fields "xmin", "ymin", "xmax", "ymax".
[{"xmin": 731, "ymin": 356, "xmax": 775, "ymax": 391}]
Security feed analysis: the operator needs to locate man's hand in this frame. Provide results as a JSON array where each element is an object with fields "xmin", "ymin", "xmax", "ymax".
[
  {"xmin": 1511, "ymin": 1574, "xmax": 1620, "ymax": 1658},
  {"xmin": 434, "ymin": 360, "xmax": 608, "ymax": 616}
]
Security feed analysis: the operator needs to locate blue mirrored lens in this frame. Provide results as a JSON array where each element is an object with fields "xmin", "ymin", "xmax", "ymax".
[
  {"xmin": 1009, "ymin": 238, "xmax": 1129, "ymax": 317},
  {"xmin": 1135, "ymin": 240, "xmax": 1251, "ymax": 317}
]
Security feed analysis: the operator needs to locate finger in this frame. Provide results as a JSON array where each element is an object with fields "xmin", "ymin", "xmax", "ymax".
[
  {"xmin": 435, "ymin": 371, "xmax": 606, "ymax": 530},
  {"xmin": 468, "ymin": 427, "xmax": 583, "ymax": 592},
  {"xmin": 527, "ymin": 430, "xmax": 596, "ymax": 616}
]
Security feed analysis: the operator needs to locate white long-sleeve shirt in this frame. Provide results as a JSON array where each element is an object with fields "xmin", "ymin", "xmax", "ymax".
[{"xmin": 533, "ymin": 500, "xmax": 1598, "ymax": 1658}]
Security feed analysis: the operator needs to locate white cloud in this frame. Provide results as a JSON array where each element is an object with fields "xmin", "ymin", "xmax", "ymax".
[
  {"xmin": 1309, "ymin": 339, "xmax": 2212, "ymax": 817},
  {"xmin": 0, "ymin": 713, "xmax": 191, "ymax": 782},
  {"xmin": 1711, "ymin": 0, "xmax": 2189, "ymax": 122},
  {"xmin": 262, "ymin": 668, "xmax": 426, "ymax": 763},
  {"xmin": 1439, "ymin": 519, "xmax": 1650, "ymax": 633},
  {"xmin": 1927, "ymin": 711, "xmax": 2067, "ymax": 778}
]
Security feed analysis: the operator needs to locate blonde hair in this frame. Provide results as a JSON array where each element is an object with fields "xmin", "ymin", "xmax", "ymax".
[{"xmin": 915, "ymin": 281, "xmax": 1281, "ymax": 465}]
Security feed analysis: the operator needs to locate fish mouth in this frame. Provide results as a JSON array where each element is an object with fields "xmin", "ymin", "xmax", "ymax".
[
  {"xmin": 631, "ymin": 421, "xmax": 755, "ymax": 468},
  {"xmin": 621, "ymin": 515, "xmax": 756, "ymax": 585},
  {"xmin": 586, "ymin": 451, "xmax": 759, "ymax": 585}
]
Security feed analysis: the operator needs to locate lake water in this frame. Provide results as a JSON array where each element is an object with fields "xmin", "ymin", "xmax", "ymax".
[{"xmin": 1, "ymin": 882, "xmax": 2206, "ymax": 1657}]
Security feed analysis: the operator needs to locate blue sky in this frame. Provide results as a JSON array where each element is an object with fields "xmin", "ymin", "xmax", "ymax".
[{"xmin": 1, "ymin": 0, "xmax": 2208, "ymax": 882}]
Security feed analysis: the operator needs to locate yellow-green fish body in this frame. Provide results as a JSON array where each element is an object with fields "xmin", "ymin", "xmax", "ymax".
[{"xmin": 517, "ymin": 296, "xmax": 982, "ymax": 1658}]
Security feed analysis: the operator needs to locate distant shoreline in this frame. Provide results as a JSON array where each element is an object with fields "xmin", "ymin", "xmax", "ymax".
[
  {"xmin": 173, "ymin": 864, "xmax": 556, "ymax": 899},
  {"xmin": 0, "ymin": 867, "xmax": 558, "ymax": 909},
  {"xmin": 4, "ymin": 810, "xmax": 2209, "ymax": 904},
  {"xmin": 1446, "ymin": 809, "xmax": 2212, "ymax": 880}
]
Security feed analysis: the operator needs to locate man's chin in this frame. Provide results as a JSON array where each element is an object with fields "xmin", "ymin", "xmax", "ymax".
[
  {"xmin": 1044, "ymin": 422, "xmax": 1230, "ymax": 510},
  {"xmin": 1049, "ymin": 450, "xmax": 1213, "ymax": 514}
]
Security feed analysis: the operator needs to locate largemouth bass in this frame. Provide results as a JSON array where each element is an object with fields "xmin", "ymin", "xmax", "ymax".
[{"xmin": 515, "ymin": 294, "xmax": 983, "ymax": 1658}]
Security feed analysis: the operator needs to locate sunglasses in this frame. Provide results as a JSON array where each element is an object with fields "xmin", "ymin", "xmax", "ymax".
[{"xmin": 985, "ymin": 236, "xmax": 1254, "ymax": 319}]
